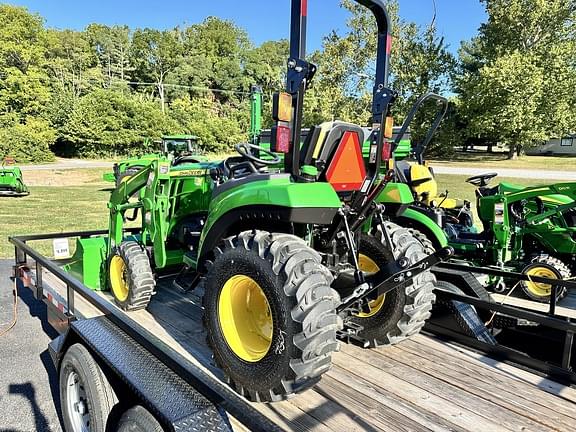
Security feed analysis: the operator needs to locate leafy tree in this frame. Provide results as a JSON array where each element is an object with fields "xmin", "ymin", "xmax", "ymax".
[
  {"xmin": 62, "ymin": 89, "xmax": 178, "ymax": 157},
  {"xmin": 45, "ymin": 29, "xmax": 101, "ymax": 97},
  {"xmin": 131, "ymin": 28, "xmax": 183, "ymax": 113},
  {"xmin": 86, "ymin": 24, "xmax": 133, "ymax": 86},
  {"xmin": 0, "ymin": 115, "xmax": 56, "ymax": 162},
  {"xmin": 304, "ymin": 0, "xmax": 454, "ymax": 149},
  {"xmin": 457, "ymin": 0, "xmax": 576, "ymax": 158}
]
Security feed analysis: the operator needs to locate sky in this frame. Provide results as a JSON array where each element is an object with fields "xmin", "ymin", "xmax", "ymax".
[{"xmin": 6, "ymin": 0, "xmax": 486, "ymax": 54}]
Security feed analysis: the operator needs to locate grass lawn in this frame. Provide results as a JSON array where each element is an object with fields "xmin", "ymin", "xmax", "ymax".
[
  {"xmin": 0, "ymin": 169, "xmax": 113, "ymax": 258},
  {"xmin": 0, "ymin": 168, "xmax": 566, "ymax": 259},
  {"xmin": 434, "ymin": 174, "xmax": 550, "ymax": 205},
  {"xmin": 430, "ymin": 152, "xmax": 576, "ymax": 171}
]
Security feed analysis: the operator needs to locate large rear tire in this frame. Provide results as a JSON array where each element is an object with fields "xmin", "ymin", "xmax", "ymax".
[
  {"xmin": 108, "ymin": 241, "xmax": 155, "ymax": 311},
  {"xmin": 59, "ymin": 343, "xmax": 117, "ymax": 432},
  {"xmin": 203, "ymin": 230, "xmax": 341, "ymax": 402},
  {"xmin": 349, "ymin": 222, "xmax": 436, "ymax": 347}
]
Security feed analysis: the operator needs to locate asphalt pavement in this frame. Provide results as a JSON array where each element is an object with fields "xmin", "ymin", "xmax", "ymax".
[{"xmin": 0, "ymin": 260, "xmax": 62, "ymax": 432}]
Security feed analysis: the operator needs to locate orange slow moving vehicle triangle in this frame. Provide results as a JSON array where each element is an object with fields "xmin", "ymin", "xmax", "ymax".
[{"xmin": 325, "ymin": 131, "xmax": 367, "ymax": 192}]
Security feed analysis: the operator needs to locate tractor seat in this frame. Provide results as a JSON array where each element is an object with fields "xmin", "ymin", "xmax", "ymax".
[
  {"xmin": 408, "ymin": 164, "xmax": 466, "ymax": 210},
  {"xmin": 300, "ymin": 121, "xmax": 367, "ymax": 194}
]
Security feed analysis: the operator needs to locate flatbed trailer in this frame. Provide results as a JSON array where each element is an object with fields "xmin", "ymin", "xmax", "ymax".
[{"xmin": 8, "ymin": 230, "xmax": 576, "ymax": 431}]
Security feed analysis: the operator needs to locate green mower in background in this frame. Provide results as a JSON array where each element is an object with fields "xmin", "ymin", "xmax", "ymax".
[
  {"xmin": 382, "ymin": 95, "xmax": 576, "ymax": 303},
  {"xmin": 62, "ymin": 0, "xmax": 451, "ymax": 403},
  {"xmin": 103, "ymin": 134, "xmax": 208, "ymax": 185},
  {"xmin": 0, "ymin": 158, "xmax": 29, "ymax": 197}
]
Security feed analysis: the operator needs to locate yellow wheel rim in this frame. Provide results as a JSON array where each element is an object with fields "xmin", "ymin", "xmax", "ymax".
[
  {"xmin": 356, "ymin": 254, "xmax": 386, "ymax": 318},
  {"xmin": 110, "ymin": 255, "xmax": 129, "ymax": 302},
  {"xmin": 525, "ymin": 266, "xmax": 558, "ymax": 298},
  {"xmin": 218, "ymin": 275, "xmax": 273, "ymax": 362}
]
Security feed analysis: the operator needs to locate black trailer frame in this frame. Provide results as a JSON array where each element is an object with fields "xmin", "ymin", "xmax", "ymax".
[
  {"xmin": 10, "ymin": 230, "xmax": 282, "ymax": 432},
  {"xmin": 430, "ymin": 262, "xmax": 576, "ymax": 385}
]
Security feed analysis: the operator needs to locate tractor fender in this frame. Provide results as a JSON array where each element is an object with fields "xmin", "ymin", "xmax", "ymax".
[
  {"xmin": 396, "ymin": 207, "xmax": 448, "ymax": 249},
  {"xmin": 198, "ymin": 176, "xmax": 341, "ymax": 262},
  {"xmin": 198, "ymin": 204, "xmax": 338, "ymax": 263}
]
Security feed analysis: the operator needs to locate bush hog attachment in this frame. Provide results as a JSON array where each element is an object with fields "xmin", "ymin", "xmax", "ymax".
[
  {"xmin": 0, "ymin": 157, "xmax": 29, "ymax": 197},
  {"xmin": 59, "ymin": 0, "xmax": 451, "ymax": 403}
]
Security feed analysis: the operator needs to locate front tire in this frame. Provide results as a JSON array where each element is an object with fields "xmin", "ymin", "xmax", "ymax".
[
  {"xmin": 59, "ymin": 344, "xmax": 117, "ymax": 432},
  {"xmin": 521, "ymin": 255, "xmax": 570, "ymax": 302},
  {"xmin": 203, "ymin": 230, "xmax": 341, "ymax": 402},
  {"xmin": 349, "ymin": 222, "xmax": 436, "ymax": 347},
  {"xmin": 108, "ymin": 241, "xmax": 155, "ymax": 311}
]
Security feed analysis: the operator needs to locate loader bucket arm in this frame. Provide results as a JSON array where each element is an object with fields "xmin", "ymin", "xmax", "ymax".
[{"xmin": 107, "ymin": 158, "xmax": 172, "ymax": 268}]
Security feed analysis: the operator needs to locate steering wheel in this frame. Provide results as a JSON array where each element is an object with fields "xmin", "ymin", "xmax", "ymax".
[
  {"xmin": 466, "ymin": 172, "xmax": 498, "ymax": 187},
  {"xmin": 235, "ymin": 143, "xmax": 281, "ymax": 166}
]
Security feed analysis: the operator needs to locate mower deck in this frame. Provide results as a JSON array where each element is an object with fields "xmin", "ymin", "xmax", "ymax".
[
  {"xmin": 0, "ymin": 190, "xmax": 29, "ymax": 197},
  {"xmin": 35, "ymin": 267, "xmax": 576, "ymax": 432}
]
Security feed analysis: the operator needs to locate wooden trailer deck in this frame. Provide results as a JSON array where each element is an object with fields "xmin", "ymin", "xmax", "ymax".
[{"xmin": 41, "ymin": 270, "xmax": 576, "ymax": 432}]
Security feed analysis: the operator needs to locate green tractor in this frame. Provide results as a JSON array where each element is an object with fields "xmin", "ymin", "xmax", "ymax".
[
  {"xmin": 103, "ymin": 134, "xmax": 208, "ymax": 185},
  {"xmin": 0, "ymin": 158, "xmax": 29, "ymax": 197},
  {"xmin": 383, "ymin": 95, "xmax": 576, "ymax": 303},
  {"xmin": 63, "ymin": 0, "xmax": 451, "ymax": 402}
]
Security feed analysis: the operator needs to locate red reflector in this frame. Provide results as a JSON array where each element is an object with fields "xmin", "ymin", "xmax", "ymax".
[
  {"xmin": 275, "ymin": 125, "xmax": 291, "ymax": 153},
  {"xmin": 326, "ymin": 131, "xmax": 367, "ymax": 192},
  {"xmin": 382, "ymin": 141, "xmax": 392, "ymax": 160},
  {"xmin": 386, "ymin": 34, "xmax": 392, "ymax": 54},
  {"xmin": 301, "ymin": 0, "xmax": 308, "ymax": 16}
]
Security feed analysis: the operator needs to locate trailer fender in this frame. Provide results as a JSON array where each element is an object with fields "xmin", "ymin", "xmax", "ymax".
[{"xmin": 50, "ymin": 317, "xmax": 233, "ymax": 432}]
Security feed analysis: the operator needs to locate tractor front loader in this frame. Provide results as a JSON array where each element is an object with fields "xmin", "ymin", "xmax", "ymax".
[{"xmin": 63, "ymin": 0, "xmax": 451, "ymax": 403}]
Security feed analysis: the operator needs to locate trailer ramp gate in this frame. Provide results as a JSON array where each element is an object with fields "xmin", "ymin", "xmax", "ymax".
[{"xmin": 428, "ymin": 261, "xmax": 576, "ymax": 386}]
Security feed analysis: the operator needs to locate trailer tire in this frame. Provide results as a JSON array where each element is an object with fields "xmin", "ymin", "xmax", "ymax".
[
  {"xmin": 349, "ymin": 222, "xmax": 436, "ymax": 347},
  {"xmin": 116, "ymin": 405, "xmax": 163, "ymax": 432},
  {"xmin": 60, "ymin": 343, "xmax": 117, "ymax": 432},
  {"xmin": 109, "ymin": 241, "xmax": 155, "ymax": 311},
  {"xmin": 521, "ymin": 255, "xmax": 570, "ymax": 302},
  {"xmin": 203, "ymin": 230, "xmax": 341, "ymax": 402}
]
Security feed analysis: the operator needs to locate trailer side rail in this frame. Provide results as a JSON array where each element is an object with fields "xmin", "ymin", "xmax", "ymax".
[{"xmin": 9, "ymin": 230, "xmax": 281, "ymax": 432}]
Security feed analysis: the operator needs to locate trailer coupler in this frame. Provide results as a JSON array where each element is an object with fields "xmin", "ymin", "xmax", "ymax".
[{"xmin": 337, "ymin": 246, "xmax": 453, "ymax": 314}]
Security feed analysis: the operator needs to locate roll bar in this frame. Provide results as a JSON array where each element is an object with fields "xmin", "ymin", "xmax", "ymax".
[
  {"xmin": 393, "ymin": 92, "xmax": 448, "ymax": 164},
  {"xmin": 284, "ymin": 0, "xmax": 393, "ymax": 176}
]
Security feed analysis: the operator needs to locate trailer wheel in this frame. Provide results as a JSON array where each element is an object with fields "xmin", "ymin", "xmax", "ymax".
[
  {"xmin": 349, "ymin": 222, "xmax": 436, "ymax": 347},
  {"xmin": 109, "ymin": 241, "xmax": 155, "ymax": 311},
  {"xmin": 116, "ymin": 405, "xmax": 163, "ymax": 432},
  {"xmin": 203, "ymin": 230, "xmax": 341, "ymax": 402},
  {"xmin": 521, "ymin": 255, "xmax": 570, "ymax": 302},
  {"xmin": 60, "ymin": 343, "xmax": 117, "ymax": 432}
]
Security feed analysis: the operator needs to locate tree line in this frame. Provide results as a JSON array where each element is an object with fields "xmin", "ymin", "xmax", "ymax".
[{"xmin": 0, "ymin": 0, "xmax": 574, "ymax": 162}]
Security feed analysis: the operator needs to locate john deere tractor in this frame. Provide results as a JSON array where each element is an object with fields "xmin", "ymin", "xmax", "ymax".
[
  {"xmin": 0, "ymin": 158, "xmax": 29, "ymax": 197},
  {"xmin": 382, "ymin": 95, "xmax": 576, "ymax": 302},
  {"xmin": 64, "ymin": 0, "xmax": 450, "ymax": 402},
  {"xmin": 103, "ymin": 135, "xmax": 207, "ymax": 186}
]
